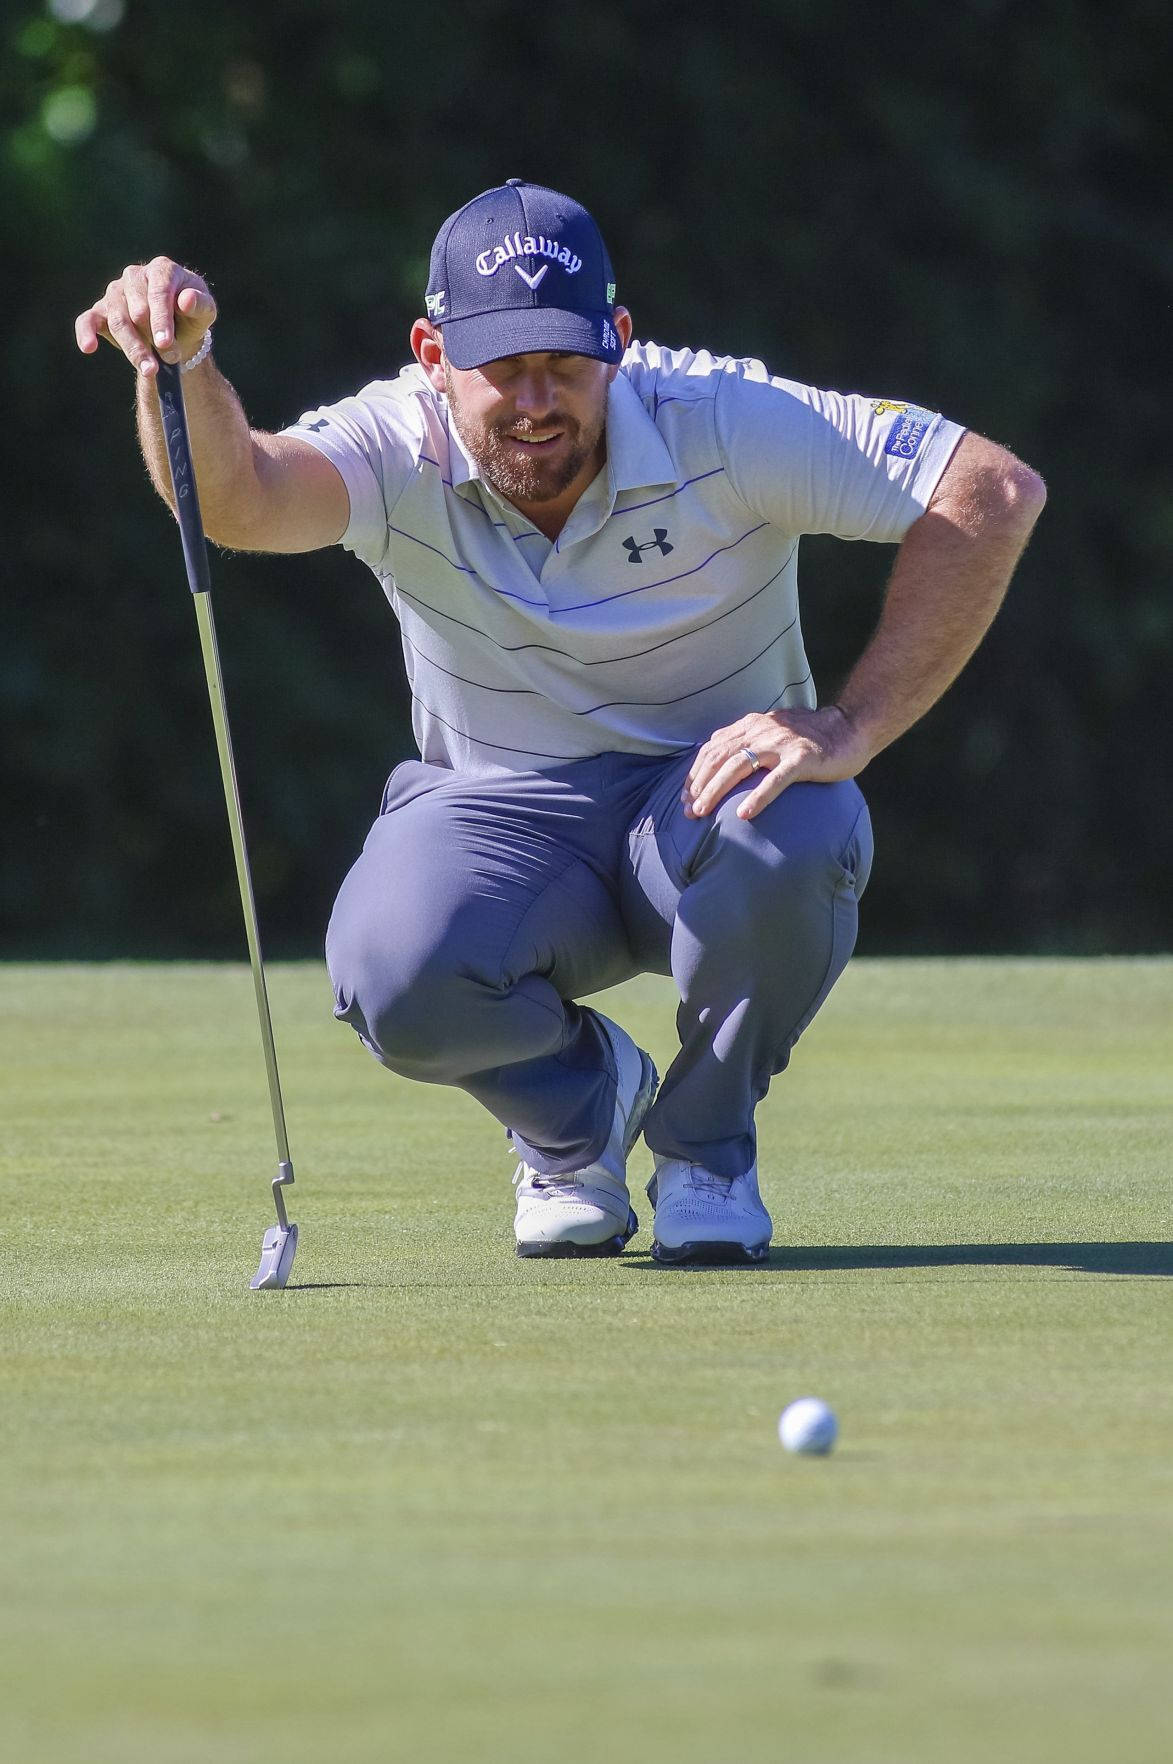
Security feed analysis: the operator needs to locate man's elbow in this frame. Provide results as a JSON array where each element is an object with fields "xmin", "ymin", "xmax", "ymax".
[
  {"xmin": 201, "ymin": 511, "xmax": 260, "ymax": 552},
  {"xmin": 929, "ymin": 433, "xmax": 1047, "ymax": 536},
  {"xmin": 1004, "ymin": 458, "xmax": 1047, "ymax": 526}
]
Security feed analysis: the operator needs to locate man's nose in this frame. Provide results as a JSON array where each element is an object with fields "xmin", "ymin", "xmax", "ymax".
[{"xmin": 512, "ymin": 372, "xmax": 558, "ymax": 418}]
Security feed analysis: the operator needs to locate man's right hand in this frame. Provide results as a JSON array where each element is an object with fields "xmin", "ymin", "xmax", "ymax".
[
  {"xmin": 75, "ymin": 258, "xmax": 217, "ymax": 378},
  {"xmin": 76, "ymin": 255, "xmax": 349, "ymax": 552}
]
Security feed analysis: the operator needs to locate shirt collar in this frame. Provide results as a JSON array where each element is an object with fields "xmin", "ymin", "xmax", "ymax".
[
  {"xmin": 443, "ymin": 367, "xmax": 679, "ymax": 499},
  {"xmin": 604, "ymin": 370, "xmax": 679, "ymax": 498},
  {"xmin": 447, "ymin": 406, "xmax": 482, "ymax": 489}
]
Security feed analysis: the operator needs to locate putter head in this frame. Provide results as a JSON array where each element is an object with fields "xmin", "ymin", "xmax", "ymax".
[{"xmin": 250, "ymin": 1221, "xmax": 298, "ymax": 1290}]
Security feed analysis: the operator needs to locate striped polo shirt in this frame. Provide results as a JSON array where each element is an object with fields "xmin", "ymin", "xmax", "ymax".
[{"xmin": 284, "ymin": 343, "xmax": 965, "ymax": 773}]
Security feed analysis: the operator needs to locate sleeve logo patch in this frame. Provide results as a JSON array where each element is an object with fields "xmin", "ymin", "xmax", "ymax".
[{"xmin": 882, "ymin": 403, "xmax": 935, "ymax": 460}]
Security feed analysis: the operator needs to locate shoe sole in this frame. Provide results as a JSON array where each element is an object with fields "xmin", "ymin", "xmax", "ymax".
[
  {"xmin": 515, "ymin": 1052, "xmax": 659, "ymax": 1260},
  {"xmin": 516, "ymin": 1206, "xmax": 639, "ymax": 1259},
  {"xmin": 650, "ymin": 1238, "xmax": 771, "ymax": 1266}
]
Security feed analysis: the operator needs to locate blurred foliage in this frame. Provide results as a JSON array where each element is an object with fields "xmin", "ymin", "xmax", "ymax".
[{"xmin": 2, "ymin": 0, "xmax": 1169, "ymax": 955}]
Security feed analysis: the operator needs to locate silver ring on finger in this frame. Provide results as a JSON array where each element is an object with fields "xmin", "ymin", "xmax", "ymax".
[{"xmin": 741, "ymin": 745, "xmax": 761, "ymax": 772}]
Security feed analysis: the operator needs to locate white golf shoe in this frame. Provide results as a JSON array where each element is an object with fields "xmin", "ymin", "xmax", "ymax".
[
  {"xmin": 646, "ymin": 1155, "xmax": 773, "ymax": 1265},
  {"xmin": 513, "ymin": 1012, "xmax": 659, "ymax": 1258}
]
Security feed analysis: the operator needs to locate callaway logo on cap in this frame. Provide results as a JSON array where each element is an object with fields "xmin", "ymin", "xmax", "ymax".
[{"xmin": 425, "ymin": 179, "xmax": 621, "ymax": 370}]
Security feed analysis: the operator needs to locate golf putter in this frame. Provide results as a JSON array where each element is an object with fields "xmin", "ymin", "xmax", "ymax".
[{"xmin": 155, "ymin": 358, "xmax": 299, "ymax": 1291}]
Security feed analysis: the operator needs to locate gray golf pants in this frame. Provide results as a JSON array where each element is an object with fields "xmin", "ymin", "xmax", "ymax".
[{"xmin": 325, "ymin": 749, "xmax": 872, "ymax": 1181}]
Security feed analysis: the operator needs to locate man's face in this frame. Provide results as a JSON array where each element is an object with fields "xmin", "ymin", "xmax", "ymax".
[{"xmin": 441, "ymin": 349, "xmax": 612, "ymax": 506}]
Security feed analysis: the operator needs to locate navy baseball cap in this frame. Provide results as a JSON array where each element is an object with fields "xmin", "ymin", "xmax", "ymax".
[{"xmin": 425, "ymin": 179, "xmax": 621, "ymax": 370}]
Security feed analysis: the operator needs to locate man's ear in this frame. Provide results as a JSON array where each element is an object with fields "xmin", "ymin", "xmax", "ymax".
[
  {"xmin": 411, "ymin": 319, "xmax": 446, "ymax": 393},
  {"xmin": 605, "ymin": 306, "xmax": 634, "ymax": 381}
]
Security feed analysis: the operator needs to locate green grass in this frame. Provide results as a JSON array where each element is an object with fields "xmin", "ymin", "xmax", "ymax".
[{"xmin": 1, "ymin": 959, "xmax": 1170, "ymax": 1764}]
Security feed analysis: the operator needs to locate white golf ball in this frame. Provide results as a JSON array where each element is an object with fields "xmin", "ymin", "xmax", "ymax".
[{"xmin": 778, "ymin": 1397, "xmax": 838, "ymax": 1455}]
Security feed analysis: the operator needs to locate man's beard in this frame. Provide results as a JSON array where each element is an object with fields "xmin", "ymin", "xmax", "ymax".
[{"xmin": 444, "ymin": 367, "xmax": 606, "ymax": 505}]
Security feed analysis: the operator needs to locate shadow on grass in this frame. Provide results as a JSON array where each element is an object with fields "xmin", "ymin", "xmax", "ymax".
[
  {"xmin": 284, "ymin": 1281, "xmax": 371, "ymax": 1291},
  {"xmin": 619, "ymin": 1242, "xmax": 1173, "ymax": 1277}
]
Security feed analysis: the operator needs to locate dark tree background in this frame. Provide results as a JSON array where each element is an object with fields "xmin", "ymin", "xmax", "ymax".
[{"xmin": 3, "ymin": 0, "xmax": 1169, "ymax": 956}]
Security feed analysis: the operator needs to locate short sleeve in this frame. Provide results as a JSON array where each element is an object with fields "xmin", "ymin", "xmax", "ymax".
[
  {"xmin": 280, "ymin": 375, "xmax": 424, "ymax": 569},
  {"xmin": 714, "ymin": 357, "xmax": 966, "ymax": 543}
]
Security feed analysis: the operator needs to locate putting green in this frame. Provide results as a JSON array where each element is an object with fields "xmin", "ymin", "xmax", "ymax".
[{"xmin": 1, "ymin": 959, "xmax": 1170, "ymax": 1764}]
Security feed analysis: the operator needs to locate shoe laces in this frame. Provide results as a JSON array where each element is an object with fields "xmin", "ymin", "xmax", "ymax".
[
  {"xmin": 687, "ymin": 1166, "xmax": 735, "ymax": 1198},
  {"xmin": 512, "ymin": 1161, "xmax": 577, "ymax": 1194}
]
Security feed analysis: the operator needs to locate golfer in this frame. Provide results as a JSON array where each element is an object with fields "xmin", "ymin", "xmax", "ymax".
[{"xmin": 76, "ymin": 180, "xmax": 1045, "ymax": 1264}]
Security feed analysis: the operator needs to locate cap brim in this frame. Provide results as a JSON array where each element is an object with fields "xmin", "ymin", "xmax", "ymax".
[{"xmin": 440, "ymin": 305, "xmax": 621, "ymax": 371}]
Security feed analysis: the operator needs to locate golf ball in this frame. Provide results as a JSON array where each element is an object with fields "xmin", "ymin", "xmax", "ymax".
[{"xmin": 778, "ymin": 1397, "xmax": 838, "ymax": 1455}]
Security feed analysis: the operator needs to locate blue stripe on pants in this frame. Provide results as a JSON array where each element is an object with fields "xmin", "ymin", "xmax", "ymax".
[{"xmin": 325, "ymin": 750, "xmax": 872, "ymax": 1179}]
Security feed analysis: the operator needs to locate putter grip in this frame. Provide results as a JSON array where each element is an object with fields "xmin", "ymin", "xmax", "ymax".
[{"xmin": 156, "ymin": 360, "xmax": 212, "ymax": 595}]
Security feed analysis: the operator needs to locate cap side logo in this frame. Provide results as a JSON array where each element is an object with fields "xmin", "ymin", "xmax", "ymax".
[
  {"xmin": 425, "ymin": 292, "xmax": 446, "ymax": 317},
  {"xmin": 476, "ymin": 232, "xmax": 583, "ymax": 278}
]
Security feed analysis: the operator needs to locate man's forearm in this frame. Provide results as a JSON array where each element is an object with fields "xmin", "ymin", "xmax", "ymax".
[
  {"xmin": 136, "ymin": 354, "xmax": 262, "ymax": 546},
  {"xmin": 79, "ymin": 257, "xmax": 348, "ymax": 554},
  {"xmin": 669, "ymin": 434, "xmax": 1045, "ymax": 822},
  {"xmin": 835, "ymin": 433, "xmax": 1047, "ymax": 759}
]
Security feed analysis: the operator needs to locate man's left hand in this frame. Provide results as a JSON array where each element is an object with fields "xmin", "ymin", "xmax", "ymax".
[{"xmin": 682, "ymin": 706, "xmax": 872, "ymax": 822}]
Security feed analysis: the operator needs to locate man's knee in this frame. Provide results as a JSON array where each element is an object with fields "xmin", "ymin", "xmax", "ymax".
[
  {"xmin": 713, "ymin": 779, "xmax": 872, "ymax": 903},
  {"xmin": 326, "ymin": 909, "xmax": 477, "ymax": 1082}
]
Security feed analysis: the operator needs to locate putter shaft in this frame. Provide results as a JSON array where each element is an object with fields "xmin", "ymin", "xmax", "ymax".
[
  {"xmin": 156, "ymin": 360, "xmax": 296, "ymax": 1241},
  {"xmin": 191, "ymin": 590, "xmax": 293, "ymax": 1177}
]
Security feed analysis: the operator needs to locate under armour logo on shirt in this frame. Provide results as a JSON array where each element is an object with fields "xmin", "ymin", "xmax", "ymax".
[{"xmin": 623, "ymin": 528, "xmax": 674, "ymax": 563}]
